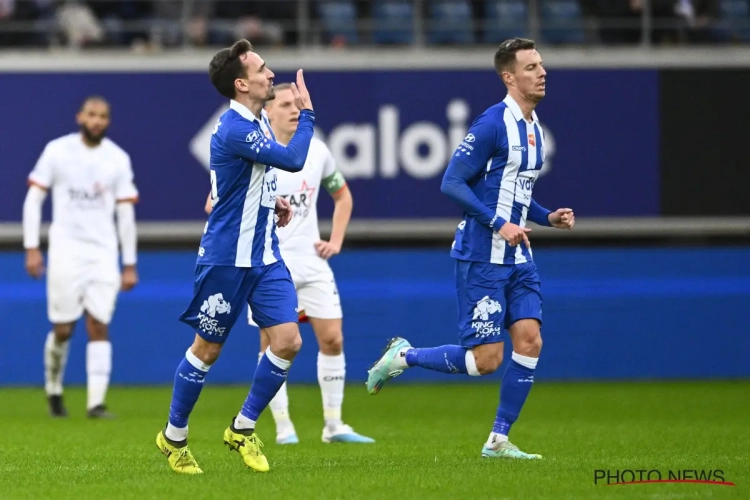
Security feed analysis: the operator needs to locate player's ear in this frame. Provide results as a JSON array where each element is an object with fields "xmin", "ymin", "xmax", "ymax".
[{"xmin": 234, "ymin": 78, "xmax": 248, "ymax": 95}]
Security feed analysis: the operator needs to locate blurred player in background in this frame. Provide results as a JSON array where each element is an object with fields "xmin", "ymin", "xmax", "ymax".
[
  {"xmin": 366, "ymin": 39, "xmax": 575, "ymax": 459},
  {"xmin": 22, "ymin": 96, "xmax": 139, "ymax": 419},
  {"xmin": 205, "ymin": 83, "xmax": 372, "ymax": 445},
  {"xmin": 156, "ymin": 40, "xmax": 315, "ymax": 475}
]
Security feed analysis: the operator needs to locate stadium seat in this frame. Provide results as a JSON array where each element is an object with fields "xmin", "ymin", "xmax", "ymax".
[
  {"xmin": 373, "ymin": 1, "xmax": 415, "ymax": 45},
  {"xmin": 483, "ymin": 0, "xmax": 530, "ymax": 44},
  {"xmin": 427, "ymin": 0, "xmax": 475, "ymax": 45},
  {"xmin": 715, "ymin": 0, "xmax": 750, "ymax": 42},
  {"xmin": 539, "ymin": 0, "xmax": 586, "ymax": 45},
  {"xmin": 317, "ymin": 1, "xmax": 359, "ymax": 45}
]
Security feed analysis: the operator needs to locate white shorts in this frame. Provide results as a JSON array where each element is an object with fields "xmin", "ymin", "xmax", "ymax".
[
  {"xmin": 46, "ymin": 252, "xmax": 120, "ymax": 325},
  {"xmin": 248, "ymin": 256, "xmax": 342, "ymax": 326}
]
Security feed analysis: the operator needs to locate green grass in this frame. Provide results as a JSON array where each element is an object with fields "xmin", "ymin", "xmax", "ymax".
[{"xmin": 0, "ymin": 381, "xmax": 747, "ymax": 499}]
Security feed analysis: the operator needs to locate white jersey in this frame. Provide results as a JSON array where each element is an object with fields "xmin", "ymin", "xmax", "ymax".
[
  {"xmin": 275, "ymin": 137, "xmax": 338, "ymax": 258},
  {"xmin": 28, "ymin": 133, "xmax": 138, "ymax": 258}
]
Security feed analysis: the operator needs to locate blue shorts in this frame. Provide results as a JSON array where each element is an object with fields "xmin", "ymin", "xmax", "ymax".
[
  {"xmin": 179, "ymin": 260, "xmax": 298, "ymax": 343},
  {"xmin": 455, "ymin": 260, "xmax": 543, "ymax": 348}
]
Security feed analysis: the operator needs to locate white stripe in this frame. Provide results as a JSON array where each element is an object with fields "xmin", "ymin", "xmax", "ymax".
[
  {"xmin": 515, "ymin": 204, "xmax": 529, "ymax": 264},
  {"xmin": 262, "ymin": 209, "xmax": 276, "ymax": 265},
  {"xmin": 235, "ymin": 165, "xmax": 264, "ymax": 267},
  {"xmin": 490, "ymin": 108, "xmax": 522, "ymax": 264}
]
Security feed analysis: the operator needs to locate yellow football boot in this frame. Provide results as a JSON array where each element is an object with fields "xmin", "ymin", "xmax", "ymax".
[
  {"xmin": 156, "ymin": 430, "xmax": 203, "ymax": 475},
  {"xmin": 223, "ymin": 424, "xmax": 269, "ymax": 472}
]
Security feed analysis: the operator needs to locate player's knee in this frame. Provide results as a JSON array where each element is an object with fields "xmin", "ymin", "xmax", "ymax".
[
  {"xmin": 53, "ymin": 323, "xmax": 74, "ymax": 342},
  {"xmin": 473, "ymin": 345, "xmax": 504, "ymax": 375},
  {"xmin": 86, "ymin": 315, "xmax": 108, "ymax": 341},
  {"xmin": 319, "ymin": 332, "xmax": 343, "ymax": 355},
  {"xmin": 190, "ymin": 336, "xmax": 223, "ymax": 365},
  {"xmin": 270, "ymin": 330, "xmax": 302, "ymax": 360},
  {"xmin": 516, "ymin": 332, "xmax": 543, "ymax": 358}
]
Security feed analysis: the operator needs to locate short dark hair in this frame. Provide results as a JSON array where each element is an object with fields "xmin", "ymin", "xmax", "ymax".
[
  {"xmin": 79, "ymin": 95, "xmax": 110, "ymax": 112},
  {"xmin": 494, "ymin": 38, "xmax": 537, "ymax": 75},
  {"xmin": 209, "ymin": 39, "xmax": 254, "ymax": 99}
]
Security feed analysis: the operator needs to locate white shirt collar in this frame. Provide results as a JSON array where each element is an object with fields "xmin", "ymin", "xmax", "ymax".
[
  {"xmin": 503, "ymin": 94, "xmax": 538, "ymax": 123},
  {"xmin": 230, "ymin": 99, "xmax": 268, "ymax": 123}
]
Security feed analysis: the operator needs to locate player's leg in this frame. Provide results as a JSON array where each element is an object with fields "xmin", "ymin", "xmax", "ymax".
[
  {"xmin": 44, "ymin": 256, "xmax": 84, "ymax": 417},
  {"xmin": 82, "ymin": 275, "xmax": 119, "ymax": 419},
  {"xmin": 156, "ymin": 265, "xmax": 247, "ymax": 475},
  {"xmin": 482, "ymin": 262, "xmax": 543, "ymax": 460},
  {"xmin": 224, "ymin": 261, "xmax": 300, "ymax": 472},
  {"xmin": 366, "ymin": 260, "xmax": 505, "ymax": 394}
]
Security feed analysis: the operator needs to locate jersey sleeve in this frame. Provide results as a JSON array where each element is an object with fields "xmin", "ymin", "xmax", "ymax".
[
  {"xmin": 321, "ymin": 144, "xmax": 347, "ymax": 195},
  {"xmin": 115, "ymin": 154, "xmax": 139, "ymax": 202},
  {"xmin": 27, "ymin": 143, "xmax": 56, "ymax": 189},
  {"xmin": 226, "ymin": 110, "xmax": 316, "ymax": 173},
  {"xmin": 451, "ymin": 112, "xmax": 500, "ymax": 177}
]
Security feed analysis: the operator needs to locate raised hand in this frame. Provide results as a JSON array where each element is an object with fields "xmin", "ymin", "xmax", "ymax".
[{"xmin": 290, "ymin": 69, "xmax": 313, "ymax": 112}]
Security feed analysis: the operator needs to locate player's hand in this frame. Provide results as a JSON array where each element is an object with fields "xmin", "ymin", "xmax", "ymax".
[
  {"xmin": 290, "ymin": 69, "xmax": 313, "ymax": 112},
  {"xmin": 121, "ymin": 265, "xmax": 139, "ymax": 291},
  {"xmin": 25, "ymin": 248, "xmax": 45, "ymax": 279},
  {"xmin": 315, "ymin": 240, "xmax": 341, "ymax": 260},
  {"xmin": 498, "ymin": 222, "xmax": 532, "ymax": 248},
  {"xmin": 548, "ymin": 208, "xmax": 575, "ymax": 229},
  {"xmin": 275, "ymin": 196, "xmax": 292, "ymax": 227}
]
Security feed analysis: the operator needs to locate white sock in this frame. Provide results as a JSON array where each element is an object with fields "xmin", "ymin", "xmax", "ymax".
[
  {"xmin": 86, "ymin": 340, "xmax": 112, "ymax": 410},
  {"xmin": 262, "ymin": 352, "xmax": 294, "ymax": 434},
  {"xmin": 393, "ymin": 347, "xmax": 411, "ymax": 370},
  {"xmin": 44, "ymin": 331, "xmax": 70, "ymax": 396},
  {"xmin": 465, "ymin": 350, "xmax": 481, "ymax": 376},
  {"xmin": 234, "ymin": 413, "xmax": 257, "ymax": 430},
  {"xmin": 486, "ymin": 431, "xmax": 509, "ymax": 447},
  {"xmin": 318, "ymin": 352, "xmax": 345, "ymax": 428},
  {"xmin": 165, "ymin": 423, "xmax": 188, "ymax": 442}
]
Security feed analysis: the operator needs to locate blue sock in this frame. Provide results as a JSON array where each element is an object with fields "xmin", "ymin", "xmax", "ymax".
[
  {"xmin": 238, "ymin": 348, "xmax": 291, "ymax": 425},
  {"xmin": 167, "ymin": 350, "xmax": 210, "ymax": 436},
  {"xmin": 493, "ymin": 354, "xmax": 537, "ymax": 436},
  {"xmin": 405, "ymin": 345, "xmax": 469, "ymax": 374}
]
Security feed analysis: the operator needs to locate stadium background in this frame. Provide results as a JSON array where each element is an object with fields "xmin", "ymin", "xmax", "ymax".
[{"xmin": 1, "ymin": 0, "xmax": 750, "ymax": 388}]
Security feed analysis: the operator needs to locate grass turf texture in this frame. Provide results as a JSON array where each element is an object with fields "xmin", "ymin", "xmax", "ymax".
[{"xmin": 0, "ymin": 381, "xmax": 747, "ymax": 499}]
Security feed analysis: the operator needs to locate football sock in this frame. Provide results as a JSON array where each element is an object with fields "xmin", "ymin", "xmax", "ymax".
[
  {"xmin": 166, "ymin": 349, "xmax": 211, "ymax": 442},
  {"xmin": 493, "ymin": 352, "xmax": 538, "ymax": 437},
  {"xmin": 402, "ymin": 345, "xmax": 479, "ymax": 375},
  {"xmin": 261, "ymin": 352, "xmax": 294, "ymax": 434},
  {"xmin": 318, "ymin": 352, "xmax": 345, "ymax": 427},
  {"xmin": 44, "ymin": 331, "xmax": 70, "ymax": 396},
  {"xmin": 236, "ymin": 347, "xmax": 291, "ymax": 431},
  {"xmin": 86, "ymin": 340, "xmax": 112, "ymax": 410}
]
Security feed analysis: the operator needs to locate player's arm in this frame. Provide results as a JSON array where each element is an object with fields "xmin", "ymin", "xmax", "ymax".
[
  {"xmin": 528, "ymin": 198, "xmax": 552, "ymax": 227},
  {"xmin": 23, "ymin": 144, "xmax": 56, "ymax": 279},
  {"xmin": 440, "ymin": 113, "xmax": 504, "ymax": 229},
  {"xmin": 204, "ymin": 192, "xmax": 212, "ymax": 215},
  {"xmin": 228, "ymin": 110, "xmax": 316, "ymax": 173},
  {"xmin": 115, "ymin": 156, "xmax": 139, "ymax": 291},
  {"xmin": 316, "ymin": 158, "xmax": 352, "ymax": 259}
]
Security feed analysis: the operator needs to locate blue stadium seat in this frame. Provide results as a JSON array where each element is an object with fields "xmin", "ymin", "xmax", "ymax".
[
  {"xmin": 483, "ymin": 0, "xmax": 530, "ymax": 44},
  {"xmin": 539, "ymin": 0, "xmax": 586, "ymax": 45},
  {"xmin": 317, "ymin": 1, "xmax": 359, "ymax": 45},
  {"xmin": 427, "ymin": 1, "xmax": 475, "ymax": 45},
  {"xmin": 373, "ymin": 1, "xmax": 415, "ymax": 45},
  {"xmin": 715, "ymin": 0, "xmax": 750, "ymax": 41}
]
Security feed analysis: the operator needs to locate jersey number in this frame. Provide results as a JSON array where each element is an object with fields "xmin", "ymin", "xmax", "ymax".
[{"xmin": 210, "ymin": 169, "xmax": 219, "ymax": 207}]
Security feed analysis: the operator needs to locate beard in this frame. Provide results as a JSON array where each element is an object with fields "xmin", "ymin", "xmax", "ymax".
[{"xmin": 80, "ymin": 124, "xmax": 106, "ymax": 144}]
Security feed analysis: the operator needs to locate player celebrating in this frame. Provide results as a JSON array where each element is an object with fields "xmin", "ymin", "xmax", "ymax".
[
  {"xmin": 22, "ymin": 96, "xmax": 139, "ymax": 419},
  {"xmin": 366, "ymin": 38, "xmax": 575, "ymax": 459},
  {"xmin": 155, "ymin": 39, "xmax": 314, "ymax": 475},
  {"xmin": 205, "ymin": 83, "xmax": 372, "ymax": 445}
]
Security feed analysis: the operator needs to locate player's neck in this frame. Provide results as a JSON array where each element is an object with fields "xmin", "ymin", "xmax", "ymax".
[
  {"xmin": 79, "ymin": 133, "xmax": 100, "ymax": 149},
  {"xmin": 508, "ymin": 90, "xmax": 537, "ymax": 122},
  {"xmin": 235, "ymin": 95, "xmax": 264, "ymax": 120}
]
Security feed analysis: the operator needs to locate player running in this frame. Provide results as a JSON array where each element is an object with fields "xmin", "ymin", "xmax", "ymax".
[
  {"xmin": 366, "ymin": 38, "xmax": 575, "ymax": 459},
  {"xmin": 22, "ymin": 96, "xmax": 139, "ymax": 419},
  {"xmin": 205, "ymin": 83, "xmax": 373, "ymax": 445},
  {"xmin": 155, "ymin": 39, "xmax": 315, "ymax": 475}
]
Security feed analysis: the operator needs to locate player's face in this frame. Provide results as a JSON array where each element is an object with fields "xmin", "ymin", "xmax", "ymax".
[
  {"xmin": 76, "ymin": 100, "xmax": 110, "ymax": 144},
  {"xmin": 239, "ymin": 51, "xmax": 276, "ymax": 102},
  {"xmin": 267, "ymin": 89, "xmax": 299, "ymax": 137},
  {"xmin": 512, "ymin": 49, "xmax": 546, "ymax": 102}
]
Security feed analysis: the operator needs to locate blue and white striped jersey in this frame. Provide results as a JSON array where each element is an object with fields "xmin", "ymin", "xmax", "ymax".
[
  {"xmin": 198, "ymin": 100, "xmax": 314, "ymax": 267},
  {"xmin": 448, "ymin": 95, "xmax": 547, "ymax": 265}
]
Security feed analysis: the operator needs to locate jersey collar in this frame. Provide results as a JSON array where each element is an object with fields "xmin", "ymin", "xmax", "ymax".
[
  {"xmin": 503, "ymin": 95, "xmax": 539, "ymax": 123},
  {"xmin": 229, "ymin": 100, "xmax": 268, "ymax": 124}
]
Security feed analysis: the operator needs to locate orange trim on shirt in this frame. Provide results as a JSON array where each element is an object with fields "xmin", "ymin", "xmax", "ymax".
[
  {"xmin": 27, "ymin": 179, "xmax": 49, "ymax": 191},
  {"xmin": 117, "ymin": 196, "xmax": 140, "ymax": 204}
]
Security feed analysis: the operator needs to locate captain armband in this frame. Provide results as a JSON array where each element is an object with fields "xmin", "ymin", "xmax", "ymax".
[{"xmin": 323, "ymin": 170, "xmax": 347, "ymax": 194}]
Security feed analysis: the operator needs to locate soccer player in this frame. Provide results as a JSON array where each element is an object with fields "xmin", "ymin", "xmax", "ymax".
[
  {"xmin": 155, "ymin": 39, "xmax": 315, "ymax": 475},
  {"xmin": 22, "ymin": 95, "xmax": 139, "ymax": 419},
  {"xmin": 366, "ymin": 38, "xmax": 575, "ymax": 459},
  {"xmin": 205, "ymin": 83, "xmax": 373, "ymax": 445}
]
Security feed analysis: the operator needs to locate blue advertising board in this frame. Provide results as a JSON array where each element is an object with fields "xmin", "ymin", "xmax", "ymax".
[{"xmin": 0, "ymin": 69, "xmax": 659, "ymax": 221}]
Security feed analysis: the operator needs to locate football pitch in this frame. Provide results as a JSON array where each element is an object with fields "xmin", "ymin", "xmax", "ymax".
[{"xmin": 0, "ymin": 381, "xmax": 747, "ymax": 499}]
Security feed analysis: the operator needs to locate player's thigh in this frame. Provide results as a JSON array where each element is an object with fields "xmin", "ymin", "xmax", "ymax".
[
  {"xmin": 178, "ymin": 265, "xmax": 251, "ymax": 344},
  {"xmin": 82, "ymin": 262, "xmax": 120, "ymax": 325},
  {"xmin": 505, "ymin": 262, "xmax": 543, "ymax": 330},
  {"xmin": 46, "ymin": 255, "xmax": 85, "ymax": 324},
  {"xmin": 454, "ymin": 260, "xmax": 511, "ymax": 349},
  {"xmin": 295, "ymin": 259, "xmax": 342, "ymax": 321},
  {"xmin": 247, "ymin": 260, "xmax": 300, "ymax": 329}
]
